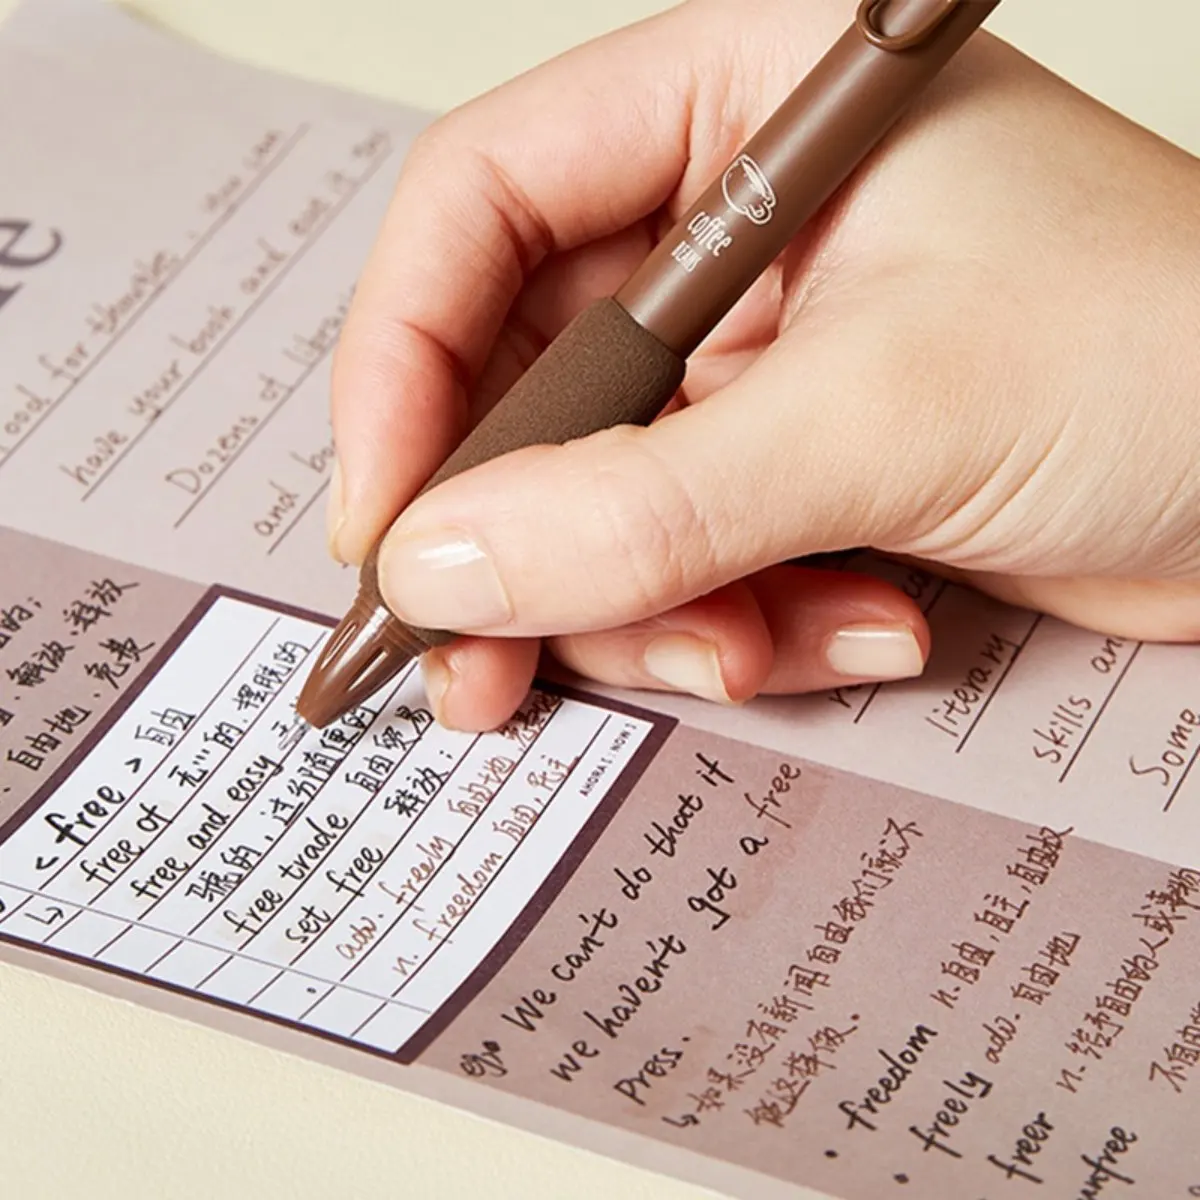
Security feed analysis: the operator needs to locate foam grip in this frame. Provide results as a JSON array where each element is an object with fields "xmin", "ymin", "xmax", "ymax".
[
  {"xmin": 418, "ymin": 297, "xmax": 687, "ymax": 494},
  {"xmin": 369, "ymin": 297, "xmax": 685, "ymax": 648}
]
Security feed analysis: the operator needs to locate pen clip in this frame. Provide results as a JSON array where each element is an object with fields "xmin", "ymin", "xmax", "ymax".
[{"xmin": 856, "ymin": 0, "xmax": 961, "ymax": 51}]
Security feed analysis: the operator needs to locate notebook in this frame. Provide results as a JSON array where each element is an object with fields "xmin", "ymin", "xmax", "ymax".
[{"xmin": 1, "ymin": 3, "xmax": 1197, "ymax": 1196}]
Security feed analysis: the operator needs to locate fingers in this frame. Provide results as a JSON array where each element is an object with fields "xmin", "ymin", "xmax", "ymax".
[
  {"xmin": 327, "ymin": 9, "xmax": 707, "ymax": 565},
  {"xmin": 418, "ymin": 566, "xmax": 929, "ymax": 731},
  {"xmin": 465, "ymin": 225, "xmax": 657, "ymax": 422},
  {"xmin": 416, "ymin": 567, "xmax": 1200, "ymax": 733},
  {"xmin": 549, "ymin": 566, "xmax": 929, "ymax": 702},
  {"xmin": 374, "ymin": 326, "xmax": 907, "ymax": 639},
  {"xmin": 553, "ymin": 580, "xmax": 773, "ymax": 705},
  {"xmin": 420, "ymin": 637, "xmax": 540, "ymax": 731}
]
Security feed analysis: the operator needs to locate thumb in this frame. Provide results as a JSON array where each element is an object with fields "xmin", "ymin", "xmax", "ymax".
[{"xmin": 373, "ymin": 332, "xmax": 908, "ymax": 638}]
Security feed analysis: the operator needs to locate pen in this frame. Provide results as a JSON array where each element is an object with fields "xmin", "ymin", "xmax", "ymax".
[{"xmin": 292, "ymin": 0, "xmax": 1002, "ymax": 735}]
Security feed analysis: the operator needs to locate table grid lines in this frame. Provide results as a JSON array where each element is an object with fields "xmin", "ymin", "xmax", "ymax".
[{"xmin": 0, "ymin": 596, "xmax": 658, "ymax": 1053}]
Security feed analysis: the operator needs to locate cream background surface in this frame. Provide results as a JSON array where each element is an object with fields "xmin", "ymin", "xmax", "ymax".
[{"xmin": 0, "ymin": 2, "xmax": 1196, "ymax": 1198}]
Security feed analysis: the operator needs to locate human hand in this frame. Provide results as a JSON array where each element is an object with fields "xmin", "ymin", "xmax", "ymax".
[{"xmin": 327, "ymin": 0, "xmax": 1200, "ymax": 730}]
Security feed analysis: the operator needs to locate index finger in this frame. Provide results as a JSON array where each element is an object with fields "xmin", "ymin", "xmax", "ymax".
[{"xmin": 328, "ymin": 7, "xmax": 704, "ymax": 564}]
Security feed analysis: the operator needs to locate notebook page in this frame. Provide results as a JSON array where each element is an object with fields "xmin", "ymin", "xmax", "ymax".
[{"xmin": 1, "ymin": 4, "xmax": 1197, "ymax": 1197}]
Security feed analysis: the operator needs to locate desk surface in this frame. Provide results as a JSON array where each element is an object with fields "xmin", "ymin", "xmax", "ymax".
[{"xmin": 0, "ymin": 2, "xmax": 1196, "ymax": 1198}]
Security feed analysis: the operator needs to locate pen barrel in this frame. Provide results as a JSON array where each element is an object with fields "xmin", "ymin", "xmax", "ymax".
[
  {"xmin": 307, "ymin": 298, "xmax": 682, "ymax": 725},
  {"xmin": 307, "ymin": 0, "xmax": 1001, "ymax": 726},
  {"xmin": 616, "ymin": 0, "xmax": 1001, "ymax": 356},
  {"xmin": 360, "ymin": 296, "xmax": 686, "ymax": 645}
]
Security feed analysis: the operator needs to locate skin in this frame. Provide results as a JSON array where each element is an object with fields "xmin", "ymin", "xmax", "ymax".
[{"xmin": 325, "ymin": 0, "xmax": 1200, "ymax": 730}]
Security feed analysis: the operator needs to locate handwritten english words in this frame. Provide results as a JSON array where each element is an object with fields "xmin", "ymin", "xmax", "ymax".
[
  {"xmin": 1031, "ymin": 636, "xmax": 1130, "ymax": 768},
  {"xmin": 975, "ymin": 928, "xmax": 1085, "ymax": 1079},
  {"xmin": 0, "ymin": 595, "xmax": 659, "ymax": 1053},
  {"xmin": 160, "ymin": 375, "xmax": 288, "ymax": 496},
  {"xmin": 1033, "ymin": 694, "xmax": 1093, "ymax": 766},
  {"xmin": 987, "ymin": 1118, "xmax": 1139, "ymax": 1193},
  {"xmin": 821, "ymin": 834, "xmax": 1167, "ymax": 1194},
  {"xmin": 1076, "ymin": 1126, "xmax": 1138, "ymax": 1197},
  {"xmin": 436, "ymin": 719, "xmax": 1200, "ymax": 1196},
  {"xmin": 927, "ymin": 631, "xmax": 1021, "ymax": 742},
  {"xmin": 986, "ymin": 1110, "xmax": 1056, "ymax": 1184},
  {"xmin": 963, "ymin": 927, "xmax": 1085, "ymax": 1090},
  {"xmin": 1128, "ymin": 706, "xmax": 1200, "ymax": 800},
  {"xmin": 470, "ymin": 753, "xmax": 843, "ymax": 1116},
  {"xmin": 1, "ymin": 126, "xmax": 294, "ymax": 459},
  {"xmin": 4, "ymin": 122, "xmax": 391, "ymax": 546},
  {"xmin": 132, "ymin": 145, "xmax": 371, "ymax": 510},
  {"xmin": 486, "ymin": 752, "xmax": 741, "ymax": 1093},
  {"xmin": 838, "ymin": 1025, "xmax": 999, "ymax": 1163},
  {"xmin": 202, "ymin": 129, "xmax": 290, "ymax": 215},
  {"xmin": 159, "ymin": 280, "xmax": 354, "ymax": 542},
  {"xmin": 837, "ymin": 1023, "xmax": 1142, "ymax": 1190}
]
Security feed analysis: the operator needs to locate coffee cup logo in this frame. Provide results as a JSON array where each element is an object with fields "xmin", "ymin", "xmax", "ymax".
[{"xmin": 721, "ymin": 154, "xmax": 777, "ymax": 226}]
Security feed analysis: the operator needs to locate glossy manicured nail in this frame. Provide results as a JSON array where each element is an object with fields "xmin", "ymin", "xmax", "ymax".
[
  {"xmin": 643, "ymin": 634, "xmax": 733, "ymax": 704},
  {"xmin": 421, "ymin": 650, "xmax": 455, "ymax": 727},
  {"xmin": 325, "ymin": 460, "xmax": 347, "ymax": 561},
  {"xmin": 825, "ymin": 623, "xmax": 924, "ymax": 680},
  {"xmin": 379, "ymin": 528, "xmax": 513, "ymax": 630}
]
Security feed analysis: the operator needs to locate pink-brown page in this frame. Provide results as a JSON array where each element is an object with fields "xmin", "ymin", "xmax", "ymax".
[{"xmin": 1, "ymin": 4, "xmax": 1198, "ymax": 1197}]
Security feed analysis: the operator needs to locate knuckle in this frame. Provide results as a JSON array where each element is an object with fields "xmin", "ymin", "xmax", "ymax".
[
  {"xmin": 406, "ymin": 115, "xmax": 461, "ymax": 172},
  {"xmin": 401, "ymin": 116, "xmax": 485, "ymax": 208},
  {"xmin": 403, "ymin": 126, "xmax": 543, "ymax": 291}
]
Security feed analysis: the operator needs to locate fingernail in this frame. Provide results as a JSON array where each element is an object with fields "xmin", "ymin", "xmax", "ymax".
[
  {"xmin": 643, "ymin": 634, "xmax": 733, "ymax": 704},
  {"xmin": 825, "ymin": 624, "xmax": 924, "ymax": 680},
  {"xmin": 326, "ymin": 460, "xmax": 347, "ymax": 562},
  {"xmin": 379, "ymin": 527, "xmax": 513, "ymax": 630},
  {"xmin": 421, "ymin": 650, "xmax": 455, "ymax": 727}
]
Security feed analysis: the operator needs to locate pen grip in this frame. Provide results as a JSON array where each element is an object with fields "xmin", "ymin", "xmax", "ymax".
[
  {"xmin": 421, "ymin": 297, "xmax": 685, "ymax": 492},
  {"xmin": 367, "ymin": 296, "xmax": 686, "ymax": 645}
]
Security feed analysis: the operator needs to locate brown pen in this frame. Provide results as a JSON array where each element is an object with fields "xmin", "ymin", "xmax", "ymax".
[{"xmin": 292, "ymin": 0, "xmax": 1001, "ymax": 734}]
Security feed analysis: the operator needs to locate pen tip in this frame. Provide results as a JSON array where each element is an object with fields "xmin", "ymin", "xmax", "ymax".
[
  {"xmin": 279, "ymin": 712, "xmax": 310, "ymax": 755},
  {"xmin": 295, "ymin": 594, "xmax": 425, "ymax": 729}
]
